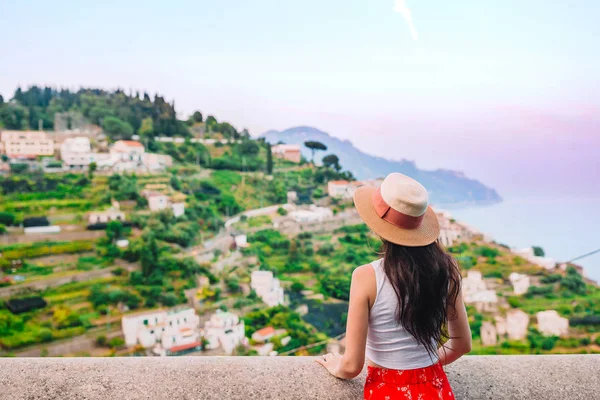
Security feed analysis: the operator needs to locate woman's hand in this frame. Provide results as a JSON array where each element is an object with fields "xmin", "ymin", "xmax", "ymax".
[{"xmin": 314, "ymin": 352, "xmax": 343, "ymax": 378}]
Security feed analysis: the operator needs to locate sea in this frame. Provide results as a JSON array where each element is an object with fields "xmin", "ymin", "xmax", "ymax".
[{"xmin": 444, "ymin": 195, "xmax": 600, "ymax": 282}]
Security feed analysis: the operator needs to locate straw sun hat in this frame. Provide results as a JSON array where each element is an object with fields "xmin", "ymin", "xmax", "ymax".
[{"xmin": 354, "ymin": 173, "xmax": 440, "ymax": 247}]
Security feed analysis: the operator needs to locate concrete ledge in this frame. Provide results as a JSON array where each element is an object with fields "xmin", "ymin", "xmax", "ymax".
[{"xmin": 0, "ymin": 355, "xmax": 598, "ymax": 400}]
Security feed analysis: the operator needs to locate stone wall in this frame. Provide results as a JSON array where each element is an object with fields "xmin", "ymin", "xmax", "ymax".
[{"xmin": 0, "ymin": 355, "xmax": 598, "ymax": 400}]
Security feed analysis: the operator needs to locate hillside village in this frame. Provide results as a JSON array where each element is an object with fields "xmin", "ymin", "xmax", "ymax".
[{"xmin": 0, "ymin": 86, "xmax": 598, "ymax": 358}]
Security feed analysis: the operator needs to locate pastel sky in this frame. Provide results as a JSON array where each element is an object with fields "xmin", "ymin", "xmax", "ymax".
[{"xmin": 1, "ymin": 0, "xmax": 599, "ymax": 196}]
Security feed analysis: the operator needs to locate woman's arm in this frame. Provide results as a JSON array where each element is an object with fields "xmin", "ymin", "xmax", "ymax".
[
  {"xmin": 315, "ymin": 264, "xmax": 375, "ymax": 379},
  {"xmin": 438, "ymin": 287, "xmax": 472, "ymax": 366}
]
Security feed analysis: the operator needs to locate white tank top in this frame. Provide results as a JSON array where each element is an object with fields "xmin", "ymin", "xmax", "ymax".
[{"xmin": 366, "ymin": 258, "xmax": 439, "ymax": 370}]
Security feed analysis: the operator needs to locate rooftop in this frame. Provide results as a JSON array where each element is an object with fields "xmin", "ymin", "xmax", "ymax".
[
  {"xmin": 1, "ymin": 355, "xmax": 597, "ymax": 400},
  {"xmin": 115, "ymin": 140, "xmax": 144, "ymax": 148},
  {"xmin": 254, "ymin": 326, "xmax": 275, "ymax": 337}
]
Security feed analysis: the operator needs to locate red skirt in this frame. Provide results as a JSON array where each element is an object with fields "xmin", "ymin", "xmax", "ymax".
[{"xmin": 364, "ymin": 363, "xmax": 454, "ymax": 400}]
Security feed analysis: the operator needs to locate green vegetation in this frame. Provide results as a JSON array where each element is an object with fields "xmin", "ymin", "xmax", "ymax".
[
  {"xmin": 0, "ymin": 86, "xmax": 596, "ymax": 358},
  {"xmin": 304, "ymin": 141, "xmax": 327, "ymax": 163},
  {"xmin": 243, "ymin": 306, "xmax": 328, "ymax": 355},
  {"xmin": 0, "ymin": 241, "xmax": 94, "ymax": 270}
]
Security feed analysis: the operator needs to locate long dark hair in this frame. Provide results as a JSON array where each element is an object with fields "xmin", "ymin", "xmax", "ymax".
[{"xmin": 381, "ymin": 240, "xmax": 461, "ymax": 358}]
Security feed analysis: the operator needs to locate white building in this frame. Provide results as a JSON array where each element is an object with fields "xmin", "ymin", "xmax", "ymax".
[
  {"xmin": 513, "ymin": 247, "xmax": 556, "ymax": 270},
  {"xmin": 111, "ymin": 140, "xmax": 145, "ymax": 162},
  {"xmin": 171, "ymin": 201, "xmax": 185, "ymax": 217},
  {"xmin": 252, "ymin": 342, "xmax": 275, "ymax": 356},
  {"xmin": 87, "ymin": 209, "xmax": 126, "ymax": 225},
  {"xmin": 289, "ymin": 205, "xmax": 333, "ymax": 223},
  {"xmin": 271, "ymin": 144, "xmax": 302, "ymax": 163},
  {"xmin": 143, "ymin": 153, "xmax": 173, "ymax": 171},
  {"xmin": 480, "ymin": 321, "xmax": 498, "ymax": 346},
  {"xmin": 495, "ymin": 316, "xmax": 507, "ymax": 336},
  {"xmin": 462, "ymin": 271, "xmax": 487, "ymax": 301},
  {"xmin": 0, "ymin": 130, "xmax": 55, "ymax": 158},
  {"xmin": 233, "ymin": 234, "xmax": 248, "ymax": 249},
  {"xmin": 60, "ymin": 137, "xmax": 92, "ymax": 169},
  {"xmin": 251, "ymin": 270, "xmax": 285, "ymax": 307},
  {"xmin": 509, "ymin": 272, "xmax": 531, "ymax": 296},
  {"xmin": 121, "ymin": 308, "xmax": 201, "ymax": 354},
  {"xmin": 89, "ymin": 152, "xmax": 113, "ymax": 168},
  {"xmin": 203, "ymin": 310, "xmax": 247, "ymax": 355},
  {"xmin": 286, "ymin": 191, "xmax": 298, "ymax": 204},
  {"xmin": 145, "ymin": 192, "xmax": 170, "ymax": 212},
  {"xmin": 327, "ymin": 179, "xmax": 382, "ymax": 200},
  {"xmin": 434, "ymin": 209, "xmax": 461, "ymax": 247},
  {"xmin": 24, "ymin": 226, "xmax": 61, "ymax": 234},
  {"xmin": 506, "ymin": 309, "xmax": 530, "ymax": 340},
  {"xmin": 327, "ymin": 180, "xmax": 356, "ymax": 199},
  {"xmin": 252, "ymin": 326, "xmax": 276, "ymax": 343},
  {"xmin": 536, "ymin": 310, "xmax": 569, "ymax": 337},
  {"xmin": 470, "ymin": 290, "xmax": 499, "ymax": 313},
  {"xmin": 143, "ymin": 191, "xmax": 186, "ymax": 217},
  {"xmin": 461, "ymin": 271, "xmax": 498, "ymax": 312}
]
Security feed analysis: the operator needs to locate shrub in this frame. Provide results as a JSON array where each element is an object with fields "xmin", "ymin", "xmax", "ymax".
[
  {"xmin": 483, "ymin": 271, "xmax": 503, "ymax": 279},
  {"xmin": 108, "ymin": 337, "xmax": 125, "ymax": 349},
  {"xmin": 298, "ymin": 232, "xmax": 313, "ymax": 240},
  {"xmin": 317, "ymin": 243, "xmax": 335, "ymax": 256},
  {"xmin": 0, "ymin": 212, "xmax": 16, "ymax": 226},
  {"xmin": 507, "ymin": 296, "xmax": 521, "ymax": 308},
  {"xmin": 532, "ymin": 246, "xmax": 545, "ymax": 257},
  {"xmin": 475, "ymin": 246, "xmax": 500, "ymax": 258},
  {"xmin": 500, "ymin": 340, "xmax": 530, "ymax": 352},
  {"xmin": 160, "ymin": 293, "xmax": 179, "ymax": 307},
  {"xmin": 10, "ymin": 163, "xmax": 28, "ymax": 174},
  {"xmin": 579, "ymin": 337, "xmax": 591, "ymax": 346},
  {"xmin": 541, "ymin": 274, "xmax": 562, "ymax": 284},
  {"xmin": 539, "ymin": 336, "xmax": 558, "ymax": 351},
  {"xmin": 96, "ymin": 335, "xmax": 108, "ymax": 347},
  {"xmin": 560, "ymin": 270, "xmax": 587, "ymax": 295},
  {"xmin": 22, "ymin": 216, "xmax": 50, "ymax": 228},
  {"xmin": 103, "ymin": 117, "xmax": 134, "ymax": 138},
  {"xmin": 277, "ymin": 207, "xmax": 288, "ymax": 216},
  {"xmin": 334, "ymin": 224, "xmax": 369, "ymax": 234},
  {"xmin": 226, "ymin": 277, "xmax": 241, "ymax": 293},
  {"xmin": 291, "ymin": 282, "xmax": 305, "ymax": 292},
  {"xmin": 38, "ymin": 328, "xmax": 53, "ymax": 343},
  {"xmin": 570, "ymin": 315, "xmax": 600, "ymax": 326},
  {"xmin": 457, "ymin": 256, "xmax": 476, "ymax": 270},
  {"xmin": 525, "ymin": 285, "xmax": 554, "ymax": 298}
]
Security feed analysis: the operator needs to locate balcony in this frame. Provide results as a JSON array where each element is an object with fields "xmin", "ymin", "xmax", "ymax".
[{"xmin": 0, "ymin": 355, "xmax": 598, "ymax": 399}]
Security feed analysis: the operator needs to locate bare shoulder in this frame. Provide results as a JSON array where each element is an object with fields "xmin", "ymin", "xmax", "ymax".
[
  {"xmin": 352, "ymin": 264, "xmax": 375, "ymax": 287},
  {"xmin": 352, "ymin": 264, "xmax": 377, "ymax": 307},
  {"xmin": 352, "ymin": 264, "xmax": 375, "ymax": 280}
]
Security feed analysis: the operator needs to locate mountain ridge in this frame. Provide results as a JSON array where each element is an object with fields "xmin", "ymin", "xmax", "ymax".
[{"xmin": 261, "ymin": 126, "xmax": 502, "ymax": 206}]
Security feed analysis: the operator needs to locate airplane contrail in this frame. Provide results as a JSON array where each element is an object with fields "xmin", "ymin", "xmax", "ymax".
[{"xmin": 394, "ymin": 0, "xmax": 419, "ymax": 40}]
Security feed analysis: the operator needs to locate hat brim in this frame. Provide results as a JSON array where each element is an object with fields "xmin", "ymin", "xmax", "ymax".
[{"xmin": 354, "ymin": 186, "xmax": 440, "ymax": 247}]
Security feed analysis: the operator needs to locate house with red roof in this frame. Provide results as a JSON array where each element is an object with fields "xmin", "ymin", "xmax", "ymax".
[
  {"xmin": 252, "ymin": 326, "xmax": 276, "ymax": 343},
  {"xmin": 272, "ymin": 144, "xmax": 302, "ymax": 163},
  {"xmin": 111, "ymin": 140, "xmax": 145, "ymax": 162}
]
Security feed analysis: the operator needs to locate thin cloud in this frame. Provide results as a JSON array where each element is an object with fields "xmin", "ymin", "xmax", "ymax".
[{"xmin": 394, "ymin": 0, "xmax": 419, "ymax": 40}]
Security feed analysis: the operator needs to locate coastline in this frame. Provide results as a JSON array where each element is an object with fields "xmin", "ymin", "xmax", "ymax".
[{"xmin": 441, "ymin": 195, "xmax": 600, "ymax": 282}]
